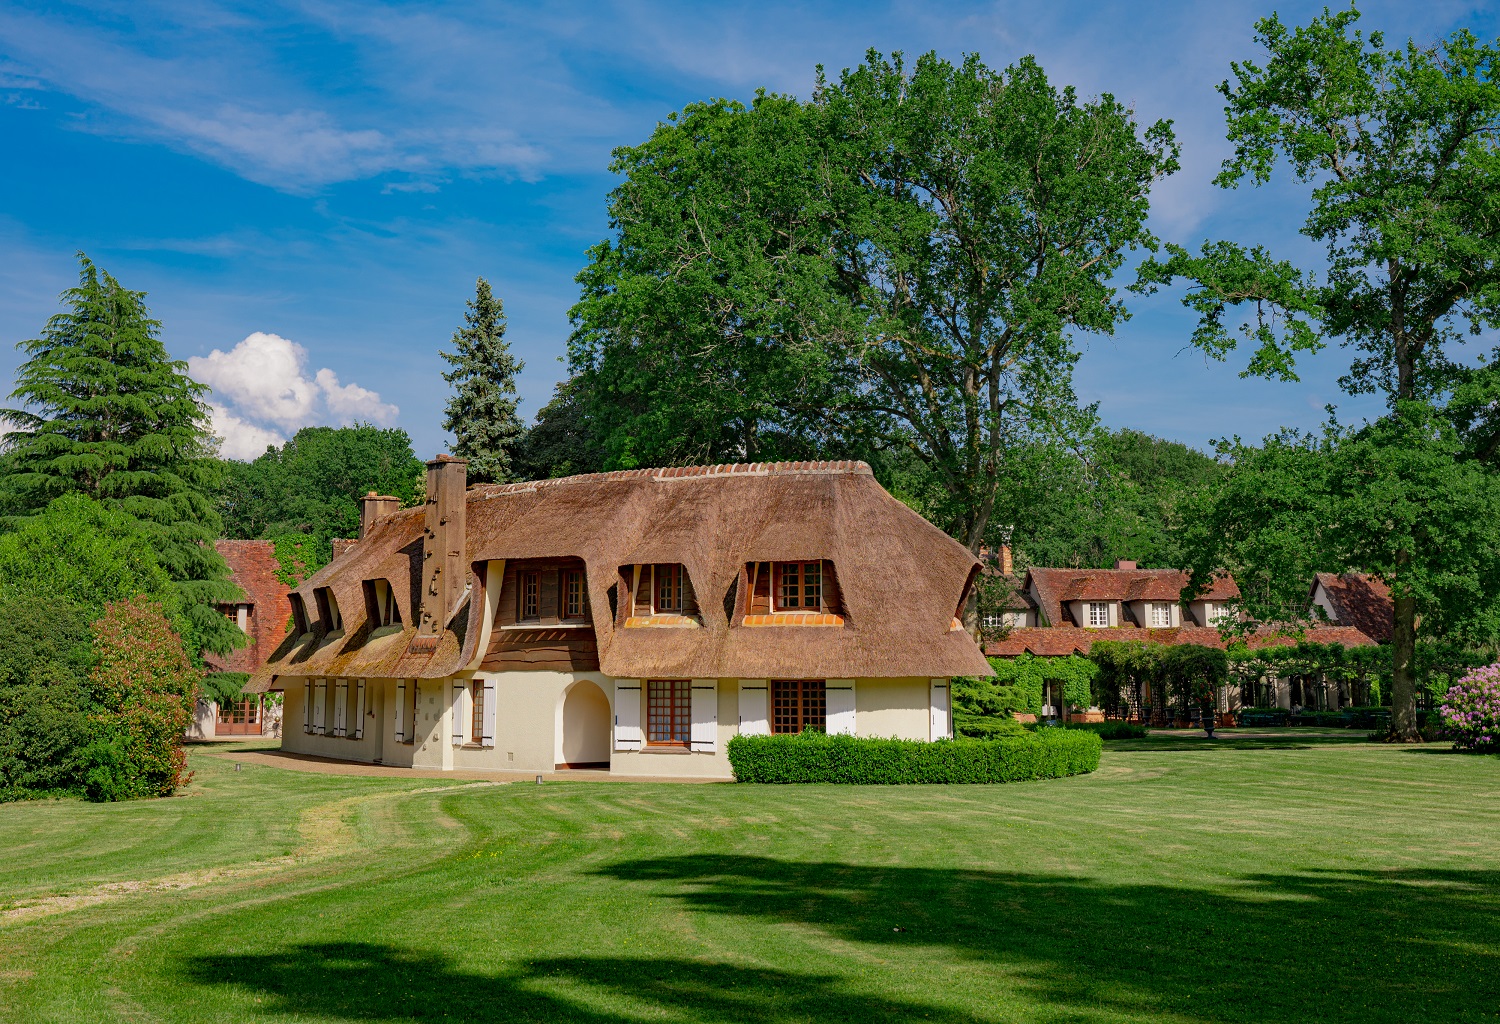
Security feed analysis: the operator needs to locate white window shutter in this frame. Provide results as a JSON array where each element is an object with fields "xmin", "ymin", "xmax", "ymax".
[
  {"xmin": 452, "ymin": 682, "xmax": 466, "ymax": 745},
  {"xmin": 826, "ymin": 680, "xmax": 856, "ymax": 736},
  {"xmin": 929, "ymin": 679, "xmax": 951, "ymax": 741},
  {"xmin": 303, "ymin": 681, "xmax": 312, "ymax": 733},
  {"xmin": 690, "ymin": 681, "xmax": 717, "ymax": 752},
  {"xmin": 614, "ymin": 682, "xmax": 641, "ymax": 751},
  {"xmin": 334, "ymin": 680, "xmax": 347, "ymax": 737},
  {"xmin": 353, "ymin": 680, "xmax": 366, "ymax": 740},
  {"xmin": 395, "ymin": 681, "xmax": 407, "ymax": 742},
  {"xmin": 738, "ymin": 681, "xmax": 769, "ymax": 736},
  {"xmin": 312, "ymin": 680, "xmax": 326, "ymax": 734},
  {"xmin": 482, "ymin": 680, "xmax": 497, "ymax": 746}
]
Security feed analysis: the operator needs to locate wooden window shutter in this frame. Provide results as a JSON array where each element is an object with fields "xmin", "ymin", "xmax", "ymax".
[
  {"xmin": 737, "ymin": 680, "xmax": 769, "ymax": 736},
  {"xmin": 929, "ymin": 679, "xmax": 951, "ymax": 740},
  {"xmin": 632, "ymin": 566, "xmax": 652, "ymax": 617},
  {"xmin": 303, "ymin": 681, "xmax": 312, "ymax": 733},
  {"xmin": 353, "ymin": 680, "xmax": 366, "ymax": 740},
  {"xmin": 482, "ymin": 679, "xmax": 497, "ymax": 747},
  {"xmin": 614, "ymin": 681, "xmax": 642, "ymax": 750},
  {"xmin": 452, "ymin": 682, "xmax": 466, "ymax": 745},
  {"xmin": 826, "ymin": 679, "xmax": 856, "ymax": 735},
  {"xmin": 395, "ymin": 680, "xmax": 407, "ymax": 742},
  {"xmin": 690, "ymin": 681, "xmax": 717, "ymax": 753},
  {"xmin": 312, "ymin": 680, "xmax": 327, "ymax": 734}
]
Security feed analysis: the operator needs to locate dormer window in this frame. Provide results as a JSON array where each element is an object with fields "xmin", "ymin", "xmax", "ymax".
[
  {"xmin": 1086, "ymin": 602, "xmax": 1109, "ymax": 628},
  {"xmin": 775, "ymin": 561, "xmax": 821, "ymax": 610},
  {"xmin": 364, "ymin": 579, "xmax": 401, "ymax": 628},
  {"xmin": 314, "ymin": 587, "xmax": 343, "ymax": 632},
  {"xmin": 654, "ymin": 564, "xmax": 683, "ymax": 612},
  {"xmin": 1149, "ymin": 603, "xmax": 1171, "ymax": 627},
  {"xmin": 289, "ymin": 593, "xmax": 310, "ymax": 636},
  {"xmin": 562, "ymin": 570, "xmax": 587, "ymax": 621}
]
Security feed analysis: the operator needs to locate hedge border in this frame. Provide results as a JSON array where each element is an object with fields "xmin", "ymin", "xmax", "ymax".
[{"xmin": 727, "ymin": 730, "xmax": 1102, "ymax": 784}]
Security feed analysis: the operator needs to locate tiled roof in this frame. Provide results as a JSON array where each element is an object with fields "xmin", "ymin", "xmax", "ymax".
[
  {"xmin": 1312, "ymin": 572, "xmax": 1393, "ymax": 643},
  {"xmin": 1027, "ymin": 567, "xmax": 1239, "ymax": 626},
  {"xmin": 985, "ymin": 624, "xmax": 1376, "ymax": 658},
  {"xmin": 207, "ymin": 540, "xmax": 292, "ymax": 677}
]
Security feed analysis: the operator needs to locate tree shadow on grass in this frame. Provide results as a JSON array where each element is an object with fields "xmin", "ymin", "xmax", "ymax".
[
  {"xmin": 185, "ymin": 944, "xmax": 974, "ymax": 1023},
  {"xmin": 595, "ymin": 858, "xmax": 1500, "ymax": 1023}
]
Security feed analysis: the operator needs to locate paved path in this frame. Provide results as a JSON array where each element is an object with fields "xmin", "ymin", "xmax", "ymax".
[{"xmin": 194, "ymin": 745, "xmax": 724, "ymax": 783}]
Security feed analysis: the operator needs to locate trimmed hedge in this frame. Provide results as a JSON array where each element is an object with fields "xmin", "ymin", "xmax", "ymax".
[{"xmin": 726, "ymin": 730, "xmax": 1102, "ymax": 784}]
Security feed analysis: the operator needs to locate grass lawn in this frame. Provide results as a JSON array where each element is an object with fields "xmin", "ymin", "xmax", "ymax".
[{"xmin": 1, "ymin": 733, "xmax": 1498, "ymax": 1023}]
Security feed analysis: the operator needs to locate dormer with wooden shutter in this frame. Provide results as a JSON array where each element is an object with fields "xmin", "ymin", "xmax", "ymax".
[
  {"xmin": 739, "ymin": 560, "xmax": 846, "ymax": 626},
  {"xmin": 313, "ymin": 587, "xmax": 343, "ymax": 634},
  {"xmin": 483, "ymin": 556, "xmax": 599, "ymax": 672},
  {"xmin": 363, "ymin": 578, "xmax": 402, "ymax": 629},
  {"xmin": 619, "ymin": 563, "xmax": 701, "ymax": 628}
]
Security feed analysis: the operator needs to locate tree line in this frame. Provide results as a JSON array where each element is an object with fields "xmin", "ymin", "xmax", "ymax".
[{"xmin": 1, "ymin": 3, "xmax": 1496, "ymax": 801}]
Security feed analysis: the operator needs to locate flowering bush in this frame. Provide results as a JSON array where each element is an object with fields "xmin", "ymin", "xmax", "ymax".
[{"xmin": 1439, "ymin": 663, "xmax": 1500, "ymax": 753}]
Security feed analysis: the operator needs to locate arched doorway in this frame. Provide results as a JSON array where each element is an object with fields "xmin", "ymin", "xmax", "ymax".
[{"xmin": 558, "ymin": 681, "xmax": 611, "ymax": 770}]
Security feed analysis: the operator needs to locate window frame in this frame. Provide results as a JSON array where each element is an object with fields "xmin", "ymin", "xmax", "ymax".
[
  {"xmin": 470, "ymin": 680, "xmax": 484, "ymax": 743},
  {"xmin": 1087, "ymin": 602, "xmax": 1110, "ymax": 628},
  {"xmin": 771, "ymin": 679, "xmax": 826, "ymax": 735},
  {"xmin": 1150, "ymin": 602, "xmax": 1171, "ymax": 628},
  {"xmin": 519, "ymin": 571, "xmax": 541, "ymax": 621},
  {"xmin": 774, "ymin": 561, "xmax": 822, "ymax": 612},
  {"xmin": 646, "ymin": 679, "xmax": 691, "ymax": 747},
  {"xmin": 653, "ymin": 564, "xmax": 683, "ymax": 614},
  {"xmin": 561, "ymin": 569, "xmax": 587, "ymax": 621}
]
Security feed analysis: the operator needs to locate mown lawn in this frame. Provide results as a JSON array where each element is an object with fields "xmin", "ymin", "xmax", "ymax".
[{"xmin": 1, "ymin": 733, "xmax": 1498, "ymax": 1023}]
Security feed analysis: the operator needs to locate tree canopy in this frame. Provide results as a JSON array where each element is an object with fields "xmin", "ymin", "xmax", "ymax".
[
  {"xmin": 569, "ymin": 50, "xmax": 1180, "ymax": 564},
  {"xmin": 441, "ymin": 278, "xmax": 525, "ymax": 483},
  {"xmin": 2, "ymin": 254, "xmax": 239, "ymax": 658},
  {"xmin": 1137, "ymin": 8, "xmax": 1500, "ymax": 738}
]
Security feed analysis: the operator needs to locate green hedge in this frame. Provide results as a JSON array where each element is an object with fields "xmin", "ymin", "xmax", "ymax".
[{"xmin": 726, "ymin": 730, "xmax": 1102, "ymax": 784}]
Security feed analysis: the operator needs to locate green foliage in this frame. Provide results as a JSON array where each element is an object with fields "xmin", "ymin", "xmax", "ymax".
[
  {"xmin": 570, "ymin": 50, "xmax": 1179, "ymax": 553},
  {"xmin": 1068, "ymin": 720, "xmax": 1150, "ymax": 740},
  {"xmin": 726, "ymin": 730, "xmax": 1101, "ymax": 784},
  {"xmin": 510, "ymin": 377, "xmax": 608, "ymax": 480},
  {"xmin": 0, "ymin": 597, "xmax": 96, "ymax": 799},
  {"xmin": 1, "ymin": 254, "xmax": 239, "ymax": 659},
  {"xmin": 953, "ymin": 654, "xmax": 1099, "ymax": 737},
  {"xmin": 0, "ymin": 493, "xmax": 173, "ymax": 616},
  {"xmin": 1014, "ymin": 428, "xmax": 1224, "ymax": 570},
  {"xmin": 1136, "ymin": 8, "xmax": 1500, "ymax": 738},
  {"xmin": 218, "ymin": 425, "xmax": 424, "ymax": 584},
  {"xmin": 201, "ymin": 672, "xmax": 250, "ymax": 707},
  {"xmin": 441, "ymin": 278, "xmax": 525, "ymax": 483},
  {"xmin": 85, "ymin": 597, "xmax": 200, "ymax": 800},
  {"xmin": 1090, "ymin": 641, "xmax": 1227, "ymax": 713}
]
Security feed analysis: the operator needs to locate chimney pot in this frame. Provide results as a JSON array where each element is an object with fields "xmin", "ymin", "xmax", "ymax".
[
  {"xmin": 359, "ymin": 493, "xmax": 401, "ymax": 539},
  {"xmin": 1115, "ymin": 559, "xmax": 1137, "ymax": 571},
  {"xmin": 1000, "ymin": 544, "xmax": 1014, "ymax": 576}
]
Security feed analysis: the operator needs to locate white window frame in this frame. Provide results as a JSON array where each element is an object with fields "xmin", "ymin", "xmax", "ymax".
[
  {"xmin": 1087, "ymin": 602, "xmax": 1110, "ymax": 628},
  {"xmin": 1150, "ymin": 603, "xmax": 1171, "ymax": 627}
]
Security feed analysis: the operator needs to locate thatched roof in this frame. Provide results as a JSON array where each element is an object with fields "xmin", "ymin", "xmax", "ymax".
[{"xmin": 247, "ymin": 461, "xmax": 990, "ymax": 691}]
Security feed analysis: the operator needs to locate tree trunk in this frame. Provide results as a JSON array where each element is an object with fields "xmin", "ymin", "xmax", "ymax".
[{"xmin": 1387, "ymin": 554, "xmax": 1421, "ymax": 742}]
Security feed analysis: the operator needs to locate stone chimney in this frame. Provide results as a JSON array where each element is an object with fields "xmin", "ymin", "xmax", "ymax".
[
  {"xmin": 417, "ymin": 455, "xmax": 467, "ymax": 639},
  {"xmin": 360, "ymin": 491, "xmax": 401, "ymax": 539},
  {"xmin": 1000, "ymin": 544, "xmax": 1014, "ymax": 576},
  {"xmin": 1115, "ymin": 558, "xmax": 1138, "ymax": 571}
]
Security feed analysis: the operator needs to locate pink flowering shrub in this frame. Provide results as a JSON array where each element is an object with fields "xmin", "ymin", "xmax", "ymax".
[{"xmin": 1440, "ymin": 664, "xmax": 1500, "ymax": 752}]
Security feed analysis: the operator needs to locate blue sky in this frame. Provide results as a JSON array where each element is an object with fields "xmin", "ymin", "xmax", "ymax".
[{"xmin": 1, "ymin": 0, "xmax": 1494, "ymax": 460}]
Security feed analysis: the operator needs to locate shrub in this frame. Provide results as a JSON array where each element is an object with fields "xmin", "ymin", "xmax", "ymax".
[
  {"xmin": 727, "ymin": 730, "xmax": 1102, "ymax": 784},
  {"xmin": 1068, "ymin": 720, "xmax": 1148, "ymax": 740},
  {"xmin": 1439, "ymin": 664, "xmax": 1500, "ymax": 753},
  {"xmin": 86, "ymin": 597, "xmax": 200, "ymax": 799},
  {"xmin": 956, "ymin": 716, "xmax": 1030, "ymax": 739}
]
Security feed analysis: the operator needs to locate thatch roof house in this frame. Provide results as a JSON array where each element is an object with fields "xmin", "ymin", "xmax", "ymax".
[{"xmin": 250, "ymin": 457, "xmax": 988, "ymax": 778}]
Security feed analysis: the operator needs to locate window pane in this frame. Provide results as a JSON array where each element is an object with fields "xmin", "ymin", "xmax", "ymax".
[
  {"xmin": 803, "ymin": 561, "xmax": 821, "ymax": 609},
  {"xmin": 648, "ymin": 680, "xmax": 690, "ymax": 745},
  {"xmin": 522, "ymin": 572, "xmax": 540, "ymax": 619},
  {"xmin": 472, "ymin": 683, "xmax": 484, "ymax": 741},
  {"xmin": 778, "ymin": 563, "xmax": 800, "ymax": 608},
  {"xmin": 772, "ymin": 680, "xmax": 826, "ymax": 734}
]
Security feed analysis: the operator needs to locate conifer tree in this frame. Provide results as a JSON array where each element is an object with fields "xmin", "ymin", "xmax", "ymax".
[
  {"xmin": 440, "ymin": 278, "xmax": 525, "ymax": 483},
  {"xmin": 2, "ymin": 253, "xmax": 240, "ymax": 659}
]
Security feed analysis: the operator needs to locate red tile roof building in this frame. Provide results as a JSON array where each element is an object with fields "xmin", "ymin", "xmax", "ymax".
[
  {"xmin": 206, "ymin": 540, "xmax": 293, "ymax": 675},
  {"xmin": 1310, "ymin": 572, "xmax": 1393, "ymax": 643}
]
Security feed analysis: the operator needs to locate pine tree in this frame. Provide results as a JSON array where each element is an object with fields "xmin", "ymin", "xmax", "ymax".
[
  {"xmin": 441, "ymin": 278, "xmax": 525, "ymax": 483},
  {"xmin": 2, "ymin": 253, "xmax": 240, "ymax": 659}
]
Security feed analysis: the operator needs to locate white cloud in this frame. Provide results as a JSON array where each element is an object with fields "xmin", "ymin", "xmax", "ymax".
[
  {"xmin": 189, "ymin": 332, "xmax": 399, "ymax": 460},
  {"xmin": 206, "ymin": 402, "xmax": 285, "ymax": 460}
]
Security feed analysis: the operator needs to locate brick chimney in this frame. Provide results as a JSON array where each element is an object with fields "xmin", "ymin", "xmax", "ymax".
[
  {"xmin": 1115, "ymin": 558, "xmax": 1137, "ymax": 571},
  {"xmin": 417, "ymin": 455, "xmax": 467, "ymax": 639},
  {"xmin": 1000, "ymin": 544, "xmax": 1014, "ymax": 576},
  {"xmin": 360, "ymin": 491, "xmax": 401, "ymax": 539}
]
